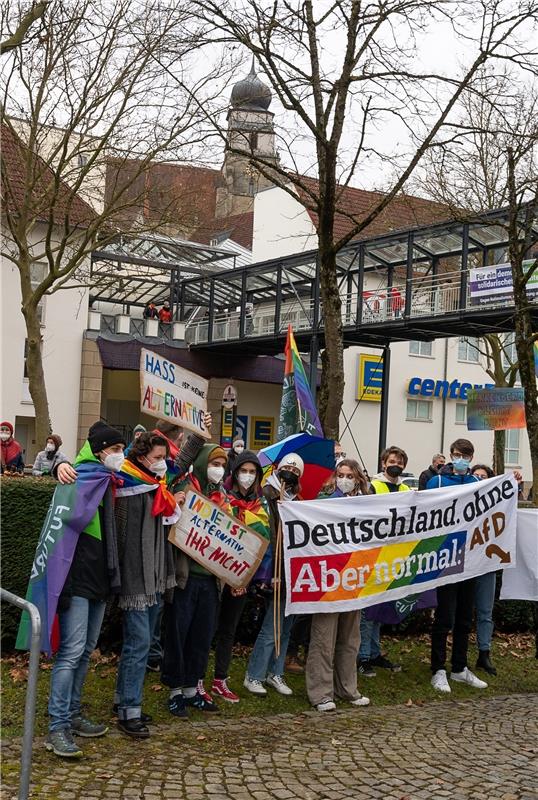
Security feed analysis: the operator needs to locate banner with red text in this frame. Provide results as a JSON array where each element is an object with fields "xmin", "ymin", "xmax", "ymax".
[
  {"xmin": 168, "ymin": 491, "xmax": 269, "ymax": 589},
  {"xmin": 279, "ymin": 474, "xmax": 518, "ymax": 615}
]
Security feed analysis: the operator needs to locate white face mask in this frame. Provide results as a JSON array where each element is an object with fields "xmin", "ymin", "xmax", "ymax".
[
  {"xmin": 336, "ymin": 476, "xmax": 355, "ymax": 495},
  {"xmin": 237, "ymin": 471, "xmax": 256, "ymax": 490},
  {"xmin": 207, "ymin": 465, "xmax": 225, "ymax": 484},
  {"xmin": 45, "ymin": 443, "xmax": 55, "ymax": 452},
  {"xmin": 0, "ymin": 432, "xmax": 11, "ymax": 441},
  {"xmin": 147, "ymin": 458, "xmax": 167, "ymax": 477},
  {"xmin": 103, "ymin": 451, "xmax": 125, "ymax": 472},
  {"xmin": 234, "ymin": 445, "xmax": 245, "ymax": 454}
]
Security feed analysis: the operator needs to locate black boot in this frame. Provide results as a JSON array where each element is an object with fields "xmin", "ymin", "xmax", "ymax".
[
  {"xmin": 117, "ymin": 718, "xmax": 150, "ymax": 738},
  {"xmin": 476, "ymin": 650, "xmax": 497, "ymax": 676}
]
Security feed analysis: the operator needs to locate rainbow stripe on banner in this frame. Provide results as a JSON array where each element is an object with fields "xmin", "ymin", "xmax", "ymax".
[{"xmin": 289, "ymin": 531, "xmax": 466, "ymax": 604}]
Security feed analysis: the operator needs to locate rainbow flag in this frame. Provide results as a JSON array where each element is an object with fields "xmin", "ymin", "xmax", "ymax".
[
  {"xmin": 277, "ymin": 325, "xmax": 323, "ymax": 440},
  {"xmin": 117, "ymin": 459, "xmax": 177, "ymax": 516},
  {"xmin": 534, "ymin": 340, "xmax": 538, "ymax": 378}
]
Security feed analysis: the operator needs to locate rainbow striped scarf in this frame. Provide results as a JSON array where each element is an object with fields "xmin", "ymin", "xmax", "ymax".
[{"xmin": 116, "ymin": 459, "xmax": 176, "ymax": 517}]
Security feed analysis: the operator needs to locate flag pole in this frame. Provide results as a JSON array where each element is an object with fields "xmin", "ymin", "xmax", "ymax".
[{"xmin": 273, "ymin": 482, "xmax": 285, "ymax": 658}]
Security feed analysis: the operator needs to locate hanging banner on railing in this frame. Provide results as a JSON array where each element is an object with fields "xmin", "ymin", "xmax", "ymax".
[
  {"xmin": 469, "ymin": 260, "xmax": 538, "ymax": 307},
  {"xmin": 140, "ymin": 348, "xmax": 210, "ymax": 438},
  {"xmin": 279, "ymin": 474, "xmax": 518, "ymax": 615},
  {"xmin": 466, "ymin": 387, "xmax": 526, "ymax": 431}
]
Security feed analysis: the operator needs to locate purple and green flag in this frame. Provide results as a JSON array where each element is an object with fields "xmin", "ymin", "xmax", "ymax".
[
  {"xmin": 16, "ymin": 461, "xmax": 112, "ymax": 655},
  {"xmin": 277, "ymin": 325, "xmax": 323, "ymax": 440}
]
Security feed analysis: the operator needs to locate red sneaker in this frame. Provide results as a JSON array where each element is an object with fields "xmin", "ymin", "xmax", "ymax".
[
  {"xmin": 212, "ymin": 678, "xmax": 240, "ymax": 703},
  {"xmin": 196, "ymin": 680, "xmax": 214, "ymax": 704}
]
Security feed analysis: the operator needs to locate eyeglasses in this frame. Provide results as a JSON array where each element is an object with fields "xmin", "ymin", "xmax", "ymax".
[{"xmin": 336, "ymin": 452, "xmax": 346, "ymax": 459}]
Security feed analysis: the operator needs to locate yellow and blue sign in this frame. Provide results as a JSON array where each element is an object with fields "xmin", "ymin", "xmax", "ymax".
[
  {"xmin": 250, "ymin": 417, "xmax": 275, "ymax": 450},
  {"xmin": 357, "ymin": 354, "xmax": 383, "ymax": 402}
]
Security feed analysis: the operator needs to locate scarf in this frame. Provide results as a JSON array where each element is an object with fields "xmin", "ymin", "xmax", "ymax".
[
  {"xmin": 116, "ymin": 459, "xmax": 177, "ymax": 517},
  {"xmin": 115, "ymin": 493, "xmax": 176, "ymax": 610},
  {"xmin": 1, "ymin": 436, "xmax": 22, "ymax": 467}
]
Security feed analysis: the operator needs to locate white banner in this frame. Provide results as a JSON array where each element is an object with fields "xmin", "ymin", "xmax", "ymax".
[
  {"xmin": 500, "ymin": 509, "xmax": 538, "ymax": 601},
  {"xmin": 279, "ymin": 474, "xmax": 518, "ymax": 615},
  {"xmin": 140, "ymin": 348, "xmax": 210, "ymax": 438},
  {"xmin": 168, "ymin": 491, "xmax": 268, "ymax": 589}
]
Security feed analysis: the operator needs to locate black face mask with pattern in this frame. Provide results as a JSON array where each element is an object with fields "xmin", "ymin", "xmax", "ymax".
[{"xmin": 278, "ymin": 469, "xmax": 299, "ymax": 488}]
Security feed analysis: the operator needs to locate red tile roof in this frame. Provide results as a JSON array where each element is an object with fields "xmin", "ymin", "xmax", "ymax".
[
  {"xmin": 194, "ymin": 211, "xmax": 254, "ymax": 250},
  {"xmin": 1, "ymin": 122, "xmax": 96, "ymax": 228},
  {"xmin": 296, "ymin": 176, "xmax": 451, "ymax": 243}
]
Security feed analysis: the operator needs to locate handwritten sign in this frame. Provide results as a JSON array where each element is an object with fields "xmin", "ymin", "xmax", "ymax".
[
  {"xmin": 168, "ymin": 491, "xmax": 269, "ymax": 589},
  {"xmin": 467, "ymin": 387, "xmax": 526, "ymax": 431},
  {"xmin": 140, "ymin": 348, "xmax": 210, "ymax": 437}
]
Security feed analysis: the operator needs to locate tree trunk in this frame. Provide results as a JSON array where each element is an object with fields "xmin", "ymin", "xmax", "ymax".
[
  {"xmin": 318, "ymin": 243, "xmax": 344, "ymax": 439},
  {"xmin": 22, "ymin": 303, "xmax": 52, "ymax": 447},
  {"xmin": 511, "ymin": 290, "xmax": 538, "ymax": 504},
  {"xmin": 493, "ymin": 429, "xmax": 505, "ymax": 475}
]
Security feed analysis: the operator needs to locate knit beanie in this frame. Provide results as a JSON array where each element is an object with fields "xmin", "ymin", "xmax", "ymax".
[
  {"xmin": 88, "ymin": 421, "xmax": 126, "ymax": 454},
  {"xmin": 1, "ymin": 421, "xmax": 14, "ymax": 435},
  {"xmin": 49, "ymin": 433, "xmax": 63, "ymax": 450},
  {"xmin": 133, "ymin": 424, "xmax": 146, "ymax": 435},
  {"xmin": 208, "ymin": 445, "xmax": 226, "ymax": 462}
]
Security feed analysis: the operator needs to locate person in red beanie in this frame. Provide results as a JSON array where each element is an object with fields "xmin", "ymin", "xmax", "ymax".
[{"xmin": 0, "ymin": 421, "xmax": 24, "ymax": 473}]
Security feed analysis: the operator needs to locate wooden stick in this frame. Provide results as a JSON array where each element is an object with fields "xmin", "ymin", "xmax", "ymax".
[{"xmin": 273, "ymin": 482, "xmax": 285, "ymax": 658}]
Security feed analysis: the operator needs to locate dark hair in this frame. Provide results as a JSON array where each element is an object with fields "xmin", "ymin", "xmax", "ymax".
[
  {"xmin": 471, "ymin": 463, "xmax": 494, "ymax": 479},
  {"xmin": 323, "ymin": 458, "xmax": 370, "ymax": 496},
  {"xmin": 155, "ymin": 420, "xmax": 182, "ymax": 438},
  {"xmin": 128, "ymin": 432, "xmax": 169, "ymax": 463},
  {"xmin": 380, "ymin": 446, "xmax": 408, "ymax": 468},
  {"xmin": 450, "ymin": 438, "xmax": 474, "ymax": 458}
]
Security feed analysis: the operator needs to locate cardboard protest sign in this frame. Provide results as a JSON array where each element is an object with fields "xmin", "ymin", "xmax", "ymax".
[
  {"xmin": 467, "ymin": 387, "xmax": 526, "ymax": 431},
  {"xmin": 278, "ymin": 474, "xmax": 518, "ymax": 615},
  {"xmin": 140, "ymin": 348, "xmax": 210, "ymax": 438},
  {"xmin": 168, "ymin": 491, "xmax": 269, "ymax": 589}
]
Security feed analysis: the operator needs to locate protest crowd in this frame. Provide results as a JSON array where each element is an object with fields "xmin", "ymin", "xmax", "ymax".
[{"xmin": 10, "ymin": 395, "xmax": 535, "ymax": 760}]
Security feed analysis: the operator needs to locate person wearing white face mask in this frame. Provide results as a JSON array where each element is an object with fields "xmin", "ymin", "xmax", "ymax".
[
  {"xmin": 0, "ymin": 421, "xmax": 24, "ymax": 473},
  {"xmin": 209, "ymin": 451, "xmax": 270, "ymax": 703},
  {"xmin": 305, "ymin": 459, "xmax": 371, "ymax": 712},
  {"xmin": 224, "ymin": 437, "xmax": 246, "ymax": 479},
  {"xmin": 32, "ymin": 434, "xmax": 68, "ymax": 476},
  {"xmin": 43, "ymin": 420, "xmax": 126, "ymax": 759},
  {"xmin": 112, "ymin": 432, "xmax": 183, "ymax": 738}
]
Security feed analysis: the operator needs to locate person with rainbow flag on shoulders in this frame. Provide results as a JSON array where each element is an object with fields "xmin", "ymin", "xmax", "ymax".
[{"xmin": 17, "ymin": 421, "xmax": 126, "ymax": 759}]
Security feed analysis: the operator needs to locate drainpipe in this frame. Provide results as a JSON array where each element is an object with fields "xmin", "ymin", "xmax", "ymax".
[{"xmin": 440, "ymin": 338, "xmax": 448, "ymax": 453}]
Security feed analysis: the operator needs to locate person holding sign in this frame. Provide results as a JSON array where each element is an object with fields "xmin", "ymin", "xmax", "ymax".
[
  {"xmin": 243, "ymin": 453, "xmax": 304, "ymax": 697},
  {"xmin": 306, "ymin": 460, "xmax": 371, "ymax": 712},
  {"xmin": 426, "ymin": 438, "xmax": 487, "ymax": 693},
  {"xmin": 112, "ymin": 433, "xmax": 182, "ymax": 739},
  {"xmin": 210, "ymin": 450, "xmax": 270, "ymax": 703},
  {"xmin": 162, "ymin": 444, "xmax": 229, "ymax": 717}
]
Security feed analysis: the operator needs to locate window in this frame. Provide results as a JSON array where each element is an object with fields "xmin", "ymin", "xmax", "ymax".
[
  {"xmin": 406, "ymin": 398, "xmax": 432, "ymax": 421},
  {"xmin": 504, "ymin": 429, "xmax": 520, "ymax": 465},
  {"xmin": 458, "ymin": 336, "xmax": 480, "ymax": 363},
  {"xmin": 455, "ymin": 403, "xmax": 467, "ymax": 424},
  {"xmin": 78, "ymin": 153, "xmax": 89, "ymax": 167},
  {"xmin": 501, "ymin": 332, "xmax": 517, "ymax": 370},
  {"xmin": 409, "ymin": 340, "xmax": 433, "ymax": 357},
  {"xmin": 249, "ymin": 132, "xmax": 258, "ymax": 151}
]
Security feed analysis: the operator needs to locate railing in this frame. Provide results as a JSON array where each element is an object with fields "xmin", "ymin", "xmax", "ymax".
[
  {"xmin": 0, "ymin": 589, "xmax": 41, "ymax": 800},
  {"xmin": 185, "ymin": 269, "xmax": 529, "ymax": 345}
]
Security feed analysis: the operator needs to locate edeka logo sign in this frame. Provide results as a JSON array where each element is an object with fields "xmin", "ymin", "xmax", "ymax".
[
  {"xmin": 357, "ymin": 353, "xmax": 383, "ymax": 402},
  {"xmin": 278, "ymin": 474, "xmax": 518, "ymax": 615},
  {"xmin": 408, "ymin": 376, "xmax": 495, "ymax": 400}
]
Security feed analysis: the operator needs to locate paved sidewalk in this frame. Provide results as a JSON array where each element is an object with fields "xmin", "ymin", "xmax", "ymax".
[{"xmin": 2, "ymin": 695, "xmax": 537, "ymax": 799}]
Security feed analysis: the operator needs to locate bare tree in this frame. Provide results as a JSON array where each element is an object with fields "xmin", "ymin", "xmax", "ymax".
[
  {"xmin": 1, "ymin": 0, "xmax": 225, "ymax": 444},
  {"xmin": 416, "ymin": 70, "xmax": 538, "ymax": 500},
  {"xmin": 0, "ymin": 1, "xmax": 48, "ymax": 54},
  {"xmin": 184, "ymin": 0, "xmax": 538, "ymax": 438}
]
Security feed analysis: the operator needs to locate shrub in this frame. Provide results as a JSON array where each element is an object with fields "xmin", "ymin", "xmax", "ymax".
[{"xmin": 1, "ymin": 476, "xmax": 55, "ymax": 646}]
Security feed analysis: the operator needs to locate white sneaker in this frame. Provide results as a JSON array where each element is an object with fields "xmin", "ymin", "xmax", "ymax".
[
  {"xmin": 350, "ymin": 694, "xmax": 370, "ymax": 707},
  {"xmin": 431, "ymin": 669, "xmax": 451, "ymax": 693},
  {"xmin": 315, "ymin": 700, "xmax": 336, "ymax": 712},
  {"xmin": 450, "ymin": 667, "xmax": 488, "ymax": 689},
  {"xmin": 266, "ymin": 674, "xmax": 293, "ymax": 696},
  {"xmin": 243, "ymin": 676, "xmax": 267, "ymax": 696}
]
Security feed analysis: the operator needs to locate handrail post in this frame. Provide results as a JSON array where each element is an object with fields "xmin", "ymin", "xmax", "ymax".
[{"xmin": 1, "ymin": 588, "xmax": 41, "ymax": 800}]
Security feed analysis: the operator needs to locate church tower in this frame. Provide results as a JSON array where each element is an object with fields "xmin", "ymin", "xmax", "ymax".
[{"xmin": 216, "ymin": 58, "xmax": 279, "ymax": 219}]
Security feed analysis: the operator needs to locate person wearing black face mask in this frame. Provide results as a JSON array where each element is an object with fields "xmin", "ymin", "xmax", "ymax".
[{"xmin": 370, "ymin": 446, "xmax": 411, "ymax": 494}]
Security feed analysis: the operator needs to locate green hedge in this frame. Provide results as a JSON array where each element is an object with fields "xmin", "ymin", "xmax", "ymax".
[
  {"xmin": 1, "ymin": 476, "xmax": 56, "ymax": 646},
  {"xmin": 1, "ymin": 478, "xmax": 536, "ymax": 649}
]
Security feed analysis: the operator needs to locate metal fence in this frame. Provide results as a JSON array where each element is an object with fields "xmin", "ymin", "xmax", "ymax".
[{"xmin": 1, "ymin": 589, "xmax": 41, "ymax": 800}]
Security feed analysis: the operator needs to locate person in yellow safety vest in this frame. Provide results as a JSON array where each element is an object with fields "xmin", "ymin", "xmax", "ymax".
[
  {"xmin": 370, "ymin": 446, "xmax": 411, "ymax": 494},
  {"xmin": 358, "ymin": 445, "xmax": 410, "ymax": 679}
]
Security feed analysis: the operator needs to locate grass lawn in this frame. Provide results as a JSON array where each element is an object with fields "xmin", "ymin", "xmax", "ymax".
[{"xmin": 1, "ymin": 631, "xmax": 536, "ymax": 740}]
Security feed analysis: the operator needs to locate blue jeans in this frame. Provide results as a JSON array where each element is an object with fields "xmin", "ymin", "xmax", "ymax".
[
  {"xmin": 358, "ymin": 615, "xmax": 381, "ymax": 661},
  {"xmin": 48, "ymin": 596, "xmax": 106, "ymax": 732},
  {"xmin": 475, "ymin": 572, "xmax": 496, "ymax": 651},
  {"xmin": 147, "ymin": 599, "xmax": 164, "ymax": 664},
  {"xmin": 115, "ymin": 599, "xmax": 162, "ymax": 720},
  {"xmin": 247, "ymin": 594, "xmax": 295, "ymax": 680}
]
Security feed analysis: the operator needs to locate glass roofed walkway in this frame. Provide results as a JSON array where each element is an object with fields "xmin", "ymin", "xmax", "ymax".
[{"xmin": 181, "ymin": 205, "xmax": 538, "ymax": 355}]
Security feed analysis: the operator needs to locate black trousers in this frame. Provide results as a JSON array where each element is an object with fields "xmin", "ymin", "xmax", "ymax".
[
  {"xmin": 431, "ymin": 578, "xmax": 476, "ymax": 673},
  {"xmin": 213, "ymin": 586, "xmax": 248, "ymax": 679},
  {"xmin": 161, "ymin": 575, "xmax": 219, "ymax": 689}
]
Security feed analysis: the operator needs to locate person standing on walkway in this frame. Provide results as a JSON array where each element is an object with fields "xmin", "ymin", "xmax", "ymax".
[
  {"xmin": 427, "ymin": 438, "xmax": 487, "ymax": 693},
  {"xmin": 32, "ymin": 433, "xmax": 68, "ymax": 476},
  {"xmin": 306, "ymin": 459, "xmax": 370, "ymax": 712},
  {"xmin": 0, "ymin": 421, "xmax": 24, "ymax": 473},
  {"xmin": 243, "ymin": 453, "xmax": 304, "ymax": 698}
]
